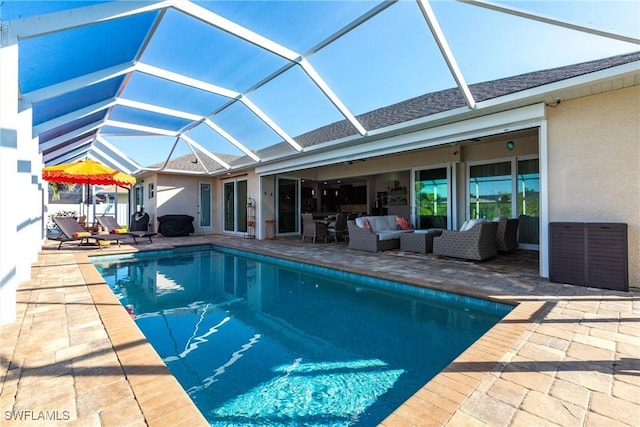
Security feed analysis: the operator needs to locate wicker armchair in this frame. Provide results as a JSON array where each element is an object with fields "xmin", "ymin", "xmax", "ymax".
[
  {"xmin": 496, "ymin": 217, "xmax": 519, "ymax": 252},
  {"xmin": 301, "ymin": 213, "xmax": 327, "ymax": 243},
  {"xmin": 347, "ymin": 220, "xmax": 400, "ymax": 252},
  {"xmin": 328, "ymin": 212, "xmax": 348, "ymax": 243},
  {"xmin": 433, "ymin": 221, "xmax": 498, "ymax": 261}
]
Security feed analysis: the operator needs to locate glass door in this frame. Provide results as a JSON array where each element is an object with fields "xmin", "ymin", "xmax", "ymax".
[
  {"xmin": 223, "ymin": 179, "xmax": 248, "ymax": 234},
  {"xmin": 223, "ymin": 182, "xmax": 235, "ymax": 232},
  {"xmin": 517, "ymin": 158, "xmax": 540, "ymax": 246},
  {"xmin": 414, "ymin": 166, "xmax": 449, "ymax": 229},
  {"xmin": 277, "ymin": 177, "xmax": 299, "ymax": 235},
  {"xmin": 467, "ymin": 157, "xmax": 540, "ymax": 247},
  {"xmin": 468, "ymin": 161, "xmax": 512, "ymax": 219},
  {"xmin": 199, "ymin": 183, "xmax": 211, "ymax": 228}
]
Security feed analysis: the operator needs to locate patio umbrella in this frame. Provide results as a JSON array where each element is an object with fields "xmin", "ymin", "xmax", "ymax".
[
  {"xmin": 42, "ymin": 159, "xmax": 135, "ymax": 186},
  {"xmin": 42, "ymin": 159, "xmax": 136, "ymax": 217}
]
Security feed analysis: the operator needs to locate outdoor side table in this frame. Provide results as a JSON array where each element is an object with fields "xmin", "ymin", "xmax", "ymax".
[
  {"xmin": 265, "ymin": 219, "xmax": 276, "ymax": 240},
  {"xmin": 400, "ymin": 229, "xmax": 444, "ymax": 253}
]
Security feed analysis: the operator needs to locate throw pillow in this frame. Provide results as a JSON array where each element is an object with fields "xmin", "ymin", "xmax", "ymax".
[
  {"xmin": 111, "ymin": 228, "xmax": 128, "ymax": 234},
  {"xmin": 72, "ymin": 231, "xmax": 91, "ymax": 238},
  {"xmin": 395, "ymin": 216, "xmax": 410, "ymax": 230},
  {"xmin": 462, "ymin": 218, "xmax": 487, "ymax": 231},
  {"xmin": 363, "ymin": 218, "xmax": 372, "ymax": 229}
]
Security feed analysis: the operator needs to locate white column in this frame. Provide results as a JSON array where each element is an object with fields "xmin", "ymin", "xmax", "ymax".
[
  {"xmin": 0, "ymin": 39, "xmax": 20, "ymax": 324},
  {"xmin": 16, "ymin": 106, "xmax": 41, "ymax": 282},
  {"xmin": 539, "ymin": 119, "xmax": 550, "ymax": 278}
]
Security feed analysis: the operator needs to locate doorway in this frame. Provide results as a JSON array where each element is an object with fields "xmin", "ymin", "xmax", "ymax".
[
  {"xmin": 277, "ymin": 177, "xmax": 299, "ymax": 235},
  {"xmin": 223, "ymin": 178, "xmax": 248, "ymax": 235}
]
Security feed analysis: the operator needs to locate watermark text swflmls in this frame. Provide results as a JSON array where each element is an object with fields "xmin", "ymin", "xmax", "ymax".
[{"xmin": 4, "ymin": 410, "xmax": 71, "ymax": 421}]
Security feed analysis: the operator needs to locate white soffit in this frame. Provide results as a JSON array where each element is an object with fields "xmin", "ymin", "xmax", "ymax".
[{"xmin": 256, "ymin": 104, "xmax": 546, "ymax": 175}]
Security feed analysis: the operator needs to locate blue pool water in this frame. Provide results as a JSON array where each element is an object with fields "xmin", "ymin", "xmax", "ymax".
[{"xmin": 92, "ymin": 245, "xmax": 512, "ymax": 426}]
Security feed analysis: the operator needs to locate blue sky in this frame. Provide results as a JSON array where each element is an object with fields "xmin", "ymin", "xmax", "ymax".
[
  {"xmin": 4, "ymin": 0, "xmax": 638, "ymax": 167},
  {"xmin": 102, "ymin": 0, "xmax": 639, "ymax": 167}
]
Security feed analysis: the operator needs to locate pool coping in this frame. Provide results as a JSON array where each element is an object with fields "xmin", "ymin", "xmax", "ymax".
[{"xmin": 75, "ymin": 253, "xmax": 209, "ymax": 426}]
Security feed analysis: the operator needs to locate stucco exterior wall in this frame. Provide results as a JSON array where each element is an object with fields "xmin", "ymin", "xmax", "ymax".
[
  {"xmin": 156, "ymin": 174, "xmax": 217, "ymax": 234},
  {"xmin": 547, "ymin": 86, "xmax": 640, "ymax": 287}
]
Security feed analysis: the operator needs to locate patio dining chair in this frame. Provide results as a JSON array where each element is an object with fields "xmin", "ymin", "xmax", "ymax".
[
  {"xmin": 51, "ymin": 216, "xmax": 124, "ymax": 250},
  {"xmin": 328, "ymin": 212, "xmax": 348, "ymax": 243},
  {"xmin": 96, "ymin": 215, "xmax": 157, "ymax": 244},
  {"xmin": 301, "ymin": 213, "xmax": 327, "ymax": 243}
]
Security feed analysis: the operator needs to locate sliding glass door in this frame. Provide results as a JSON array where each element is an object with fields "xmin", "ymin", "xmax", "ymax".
[
  {"xmin": 277, "ymin": 177, "xmax": 299, "ymax": 235},
  {"xmin": 467, "ymin": 157, "xmax": 539, "ymax": 247},
  {"xmin": 468, "ymin": 161, "xmax": 512, "ymax": 220},
  {"xmin": 414, "ymin": 166, "xmax": 450, "ymax": 229},
  {"xmin": 516, "ymin": 158, "xmax": 540, "ymax": 245},
  {"xmin": 223, "ymin": 178, "xmax": 248, "ymax": 234}
]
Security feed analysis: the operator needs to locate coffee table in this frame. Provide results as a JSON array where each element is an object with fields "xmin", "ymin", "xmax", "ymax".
[{"xmin": 400, "ymin": 229, "xmax": 444, "ymax": 253}]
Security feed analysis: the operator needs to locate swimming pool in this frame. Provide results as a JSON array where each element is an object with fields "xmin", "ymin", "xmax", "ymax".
[{"xmin": 92, "ymin": 245, "xmax": 512, "ymax": 426}]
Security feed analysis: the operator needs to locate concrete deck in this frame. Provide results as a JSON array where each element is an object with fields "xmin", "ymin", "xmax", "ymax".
[{"xmin": 1, "ymin": 235, "xmax": 638, "ymax": 426}]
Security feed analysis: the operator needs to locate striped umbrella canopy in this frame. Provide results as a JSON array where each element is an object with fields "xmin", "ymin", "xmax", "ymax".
[{"xmin": 42, "ymin": 159, "xmax": 135, "ymax": 186}]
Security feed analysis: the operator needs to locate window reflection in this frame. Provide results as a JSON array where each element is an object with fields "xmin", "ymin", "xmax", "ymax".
[
  {"xmin": 415, "ymin": 167, "xmax": 448, "ymax": 229},
  {"xmin": 469, "ymin": 162, "xmax": 512, "ymax": 219},
  {"xmin": 517, "ymin": 159, "xmax": 540, "ymax": 245}
]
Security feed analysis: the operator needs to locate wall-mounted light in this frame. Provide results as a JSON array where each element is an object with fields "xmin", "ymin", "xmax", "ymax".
[
  {"xmin": 506, "ymin": 141, "xmax": 515, "ymax": 151},
  {"xmin": 311, "ymin": 189, "xmax": 315, "ymax": 196},
  {"xmin": 322, "ymin": 189, "xmax": 327, "ymax": 196}
]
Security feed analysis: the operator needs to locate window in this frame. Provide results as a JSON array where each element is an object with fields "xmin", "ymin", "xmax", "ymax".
[
  {"xmin": 135, "ymin": 184, "xmax": 144, "ymax": 212},
  {"xmin": 469, "ymin": 162, "xmax": 512, "ymax": 219}
]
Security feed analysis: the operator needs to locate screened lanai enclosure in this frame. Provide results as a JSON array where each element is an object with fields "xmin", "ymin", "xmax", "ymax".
[{"xmin": 3, "ymin": 0, "xmax": 637, "ymax": 173}]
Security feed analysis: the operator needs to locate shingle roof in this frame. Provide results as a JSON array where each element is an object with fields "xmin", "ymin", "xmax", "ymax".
[
  {"xmin": 158, "ymin": 51, "xmax": 637, "ymax": 172},
  {"xmin": 149, "ymin": 151, "xmax": 242, "ymax": 173},
  {"xmin": 242, "ymin": 51, "xmax": 639, "ymax": 163}
]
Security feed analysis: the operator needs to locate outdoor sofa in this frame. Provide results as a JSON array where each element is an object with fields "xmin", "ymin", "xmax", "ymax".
[{"xmin": 347, "ymin": 215, "xmax": 413, "ymax": 252}]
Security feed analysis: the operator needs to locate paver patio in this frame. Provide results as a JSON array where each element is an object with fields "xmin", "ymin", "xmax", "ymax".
[{"xmin": 1, "ymin": 235, "xmax": 638, "ymax": 426}]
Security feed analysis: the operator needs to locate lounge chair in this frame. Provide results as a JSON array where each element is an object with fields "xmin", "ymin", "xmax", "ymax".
[
  {"xmin": 96, "ymin": 215, "xmax": 157, "ymax": 244},
  {"xmin": 432, "ymin": 220, "xmax": 498, "ymax": 261},
  {"xmin": 51, "ymin": 216, "xmax": 124, "ymax": 250}
]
